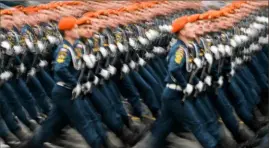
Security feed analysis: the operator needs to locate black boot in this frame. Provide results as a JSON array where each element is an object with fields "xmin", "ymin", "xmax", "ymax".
[
  {"xmin": 14, "ymin": 128, "xmax": 31, "ymax": 141},
  {"xmin": 28, "ymin": 119, "xmax": 39, "ymax": 131},
  {"xmin": 218, "ymin": 124, "xmax": 238, "ymax": 148},
  {"xmin": 235, "ymin": 124, "xmax": 255, "ymax": 143},
  {"xmin": 255, "ymin": 123, "xmax": 269, "ymax": 138},
  {"xmin": 118, "ymin": 125, "xmax": 141, "ymax": 146},
  {"xmin": 128, "ymin": 117, "xmax": 149, "ymax": 135},
  {"xmin": 2, "ymin": 132, "xmax": 21, "ymax": 147},
  {"xmin": 252, "ymin": 107, "xmax": 269, "ymax": 123}
]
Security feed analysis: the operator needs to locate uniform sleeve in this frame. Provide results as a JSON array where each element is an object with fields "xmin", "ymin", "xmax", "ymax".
[
  {"xmin": 168, "ymin": 48, "xmax": 188, "ymax": 88},
  {"xmin": 54, "ymin": 48, "xmax": 77, "ymax": 86}
]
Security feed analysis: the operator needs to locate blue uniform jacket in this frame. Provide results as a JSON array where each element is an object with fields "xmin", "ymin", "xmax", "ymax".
[
  {"xmin": 53, "ymin": 39, "xmax": 83, "ymax": 88},
  {"xmin": 165, "ymin": 40, "xmax": 189, "ymax": 88}
]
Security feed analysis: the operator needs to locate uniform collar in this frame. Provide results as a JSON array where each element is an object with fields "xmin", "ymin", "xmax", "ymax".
[{"xmin": 63, "ymin": 39, "xmax": 75, "ymax": 48}]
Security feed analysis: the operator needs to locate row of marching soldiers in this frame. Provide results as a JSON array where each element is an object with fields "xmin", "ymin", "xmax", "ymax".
[{"xmin": 0, "ymin": 1, "xmax": 268, "ymax": 148}]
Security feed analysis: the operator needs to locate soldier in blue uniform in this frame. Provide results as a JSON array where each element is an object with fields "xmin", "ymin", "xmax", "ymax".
[
  {"xmin": 135, "ymin": 16, "xmax": 218, "ymax": 148},
  {"xmin": 19, "ymin": 16, "xmax": 105, "ymax": 148}
]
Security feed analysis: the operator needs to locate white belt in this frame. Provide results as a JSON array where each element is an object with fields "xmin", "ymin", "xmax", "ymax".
[
  {"xmin": 56, "ymin": 81, "xmax": 72, "ymax": 89},
  {"xmin": 166, "ymin": 84, "xmax": 182, "ymax": 91}
]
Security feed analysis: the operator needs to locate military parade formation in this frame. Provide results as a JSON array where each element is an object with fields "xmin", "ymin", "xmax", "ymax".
[{"xmin": 0, "ymin": 1, "xmax": 268, "ymax": 148}]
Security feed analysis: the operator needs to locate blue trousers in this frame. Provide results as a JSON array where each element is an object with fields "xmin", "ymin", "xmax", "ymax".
[
  {"xmin": 26, "ymin": 85, "xmax": 102, "ymax": 148},
  {"xmin": 151, "ymin": 88, "xmax": 217, "ymax": 148},
  {"xmin": 78, "ymin": 97, "xmax": 107, "ymax": 142},
  {"xmin": 9, "ymin": 78, "xmax": 39, "ymax": 120},
  {"xmin": 36, "ymin": 69, "xmax": 55, "ymax": 98},
  {"xmin": 99, "ymin": 81, "xmax": 129, "ymax": 123},
  {"xmin": 223, "ymin": 80, "xmax": 254, "ymax": 129},
  {"xmin": 25, "ymin": 76, "xmax": 52, "ymax": 115},
  {"xmin": 113, "ymin": 74, "xmax": 143, "ymax": 117},
  {"xmin": 144, "ymin": 64, "xmax": 164, "ymax": 86},
  {"xmin": 0, "ymin": 93, "xmax": 20, "ymax": 133},
  {"xmin": 149, "ymin": 59, "xmax": 166, "ymax": 81},
  {"xmin": 0, "ymin": 83, "xmax": 32, "ymax": 127},
  {"xmin": 87, "ymin": 86, "xmax": 124, "ymax": 135},
  {"xmin": 207, "ymin": 87, "xmax": 240, "ymax": 140},
  {"xmin": 130, "ymin": 71, "xmax": 160, "ymax": 116},
  {"xmin": 0, "ymin": 116, "xmax": 10, "ymax": 137},
  {"xmin": 234, "ymin": 74, "xmax": 259, "ymax": 108},
  {"xmin": 138, "ymin": 66, "xmax": 163, "ymax": 105},
  {"xmin": 190, "ymin": 96, "xmax": 220, "ymax": 141}
]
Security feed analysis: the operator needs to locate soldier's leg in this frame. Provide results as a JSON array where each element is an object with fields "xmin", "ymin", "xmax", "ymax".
[
  {"xmin": 0, "ymin": 116, "xmax": 21, "ymax": 147},
  {"xmin": 0, "ymin": 83, "xmax": 37, "ymax": 130},
  {"xmin": 25, "ymin": 76, "xmax": 53, "ymax": 115},
  {"xmin": 100, "ymin": 81, "xmax": 129, "ymax": 123},
  {"xmin": 234, "ymin": 74, "xmax": 259, "ymax": 108},
  {"xmin": 156, "ymin": 56, "xmax": 168, "ymax": 75},
  {"xmin": 36, "ymin": 69, "xmax": 55, "ymax": 98},
  {"xmin": 138, "ymin": 67, "xmax": 163, "ymax": 104},
  {"xmin": 88, "ymin": 86, "xmax": 124, "ymax": 133},
  {"xmin": 144, "ymin": 64, "xmax": 164, "ymax": 86},
  {"xmin": 190, "ymin": 98, "xmax": 220, "ymax": 141},
  {"xmin": 9, "ymin": 79, "xmax": 41, "ymax": 123},
  {"xmin": 113, "ymin": 74, "xmax": 143, "ymax": 117},
  {"xmin": 130, "ymin": 71, "xmax": 160, "ymax": 117},
  {"xmin": 180, "ymin": 99, "xmax": 218, "ymax": 148},
  {"xmin": 52, "ymin": 85, "xmax": 103, "ymax": 148},
  {"xmin": 89, "ymin": 86, "xmax": 143, "ymax": 146},
  {"xmin": 255, "ymin": 51, "xmax": 268, "ymax": 74},
  {"xmin": 208, "ymin": 88, "xmax": 253, "ymax": 143},
  {"xmin": 19, "ymin": 106, "xmax": 69, "ymax": 148},
  {"xmin": 148, "ymin": 59, "xmax": 166, "ymax": 81}
]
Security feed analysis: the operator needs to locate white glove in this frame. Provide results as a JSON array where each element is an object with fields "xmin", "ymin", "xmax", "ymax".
[
  {"xmin": 72, "ymin": 84, "xmax": 82, "ymax": 99},
  {"xmin": 204, "ymin": 53, "xmax": 213, "ymax": 65},
  {"xmin": 259, "ymin": 36, "xmax": 268, "ymax": 44},
  {"xmin": 138, "ymin": 36, "xmax": 149, "ymax": 45},
  {"xmin": 195, "ymin": 81, "xmax": 204, "ymax": 92},
  {"xmin": 47, "ymin": 35, "xmax": 58, "ymax": 44},
  {"xmin": 129, "ymin": 38, "xmax": 138, "ymax": 49},
  {"xmin": 13, "ymin": 45, "xmax": 24, "ymax": 55},
  {"xmin": 0, "ymin": 71, "xmax": 13, "ymax": 81},
  {"xmin": 210, "ymin": 46, "xmax": 220, "ymax": 60},
  {"xmin": 1, "ymin": 40, "xmax": 11, "ymax": 50},
  {"xmin": 149, "ymin": 29, "xmax": 160, "ymax": 39},
  {"xmin": 230, "ymin": 69, "xmax": 235, "ymax": 77},
  {"xmin": 107, "ymin": 65, "xmax": 117, "ymax": 75},
  {"xmin": 217, "ymin": 44, "xmax": 225, "ymax": 57},
  {"xmin": 38, "ymin": 60, "xmax": 48, "ymax": 68},
  {"xmin": 121, "ymin": 64, "xmax": 130, "ymax": 74},
  {"xmin": 129, "ymin": 60, "xmax": 136, "ymax": 70},
  {"xmin": 116, "ymin": 42, "xmax": 125, "ymax": 52},
  {"xmin": 109, "ymin": 44, "xmax": 117, "ymax": 53},
  {"xmin": 217, "ymin": 76, "xmax": 224, "ymax": 87},
  {"xmin": 82, "ymin": 81, "xmax": 92, "ymax": 94},
  {"xmin": 234, "ymin": 35, "xmax": 242, "ymax": 46},
  {"xmin": 225, "ymin": 45, "xmax": 232, "ymax": 56},
  {"xmin": 230, "ymin": 39, "xmax": 237, "ymax": 48},
  {"xmin": 93, "ymin": 76, "xmax": 99, "ymax": 85},
  {"xmin": 193, "ymin": 58, "xmax": 202, "ymax": 69},
  {"xmin": 19, "ymin": 64, "xmax": 26, "ymax": 74},
  {"xmin": 25, "ymin": 38, "xmax": 34, "ymax": 50},
  {"xmin": 183, "ymin": 84, "xmax": 194, "ymax": 95},
  {"xmin": 204, "ymin": 76, "xmax": 212, "ymax": 86},
  {"xmin": 83, "ymin": 55, "xmax": 95, "ymax": 69},
  {"xmin": 99, "ymin": 69, "xmax": 110, "ymax": 80},
  {"xmin": 28, "ymin": 68, "xmax": 36, "ymax": 77},
  {"xmin": 99, "ymin": 47, "xmax": 108, "ymax": 58},
  {"xmin": 37, "ymin": 40, "xmax": 45, "ymax": 53},
  {"xmin": 138, "ymin": 58, "xmax": 146, "ymax": 66}
]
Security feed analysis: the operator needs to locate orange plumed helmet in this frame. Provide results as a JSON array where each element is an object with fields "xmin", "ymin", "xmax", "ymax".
[
  {"xmin": 171, "ymin": 16, "xmax": 188, "ymax": 33},
  {"xmin": 58, "ymin": 16, "xmax": 77, "ymax": 31}
]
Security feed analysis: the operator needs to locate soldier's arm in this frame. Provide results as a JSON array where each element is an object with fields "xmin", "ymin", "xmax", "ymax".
[
  {"xmin": 169, "ymin": 50, "xmax": 188, "ymax": 88},
  {"xmin": 54, "ymin": 48, "xmax": 77, "ymax": 86}
]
